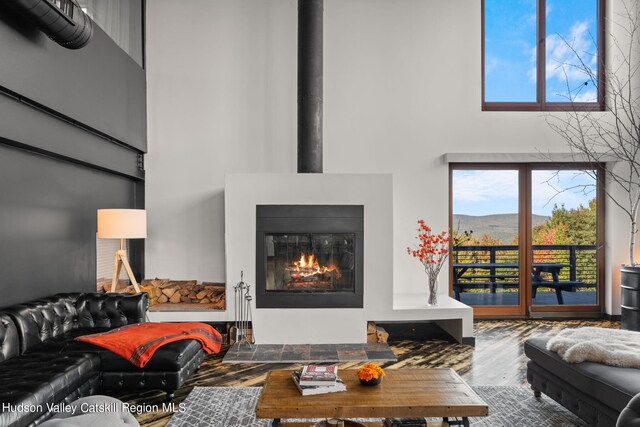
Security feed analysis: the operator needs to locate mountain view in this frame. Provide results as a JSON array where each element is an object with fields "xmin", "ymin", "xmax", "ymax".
[{"xmin": 452, "ymin": 214, "xmax": 549, "ymax": 243}]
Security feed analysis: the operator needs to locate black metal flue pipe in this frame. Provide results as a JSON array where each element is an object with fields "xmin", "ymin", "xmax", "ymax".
[{"xmin": 297, "ymin": 0, "xmax": 323, "ymax": 173}]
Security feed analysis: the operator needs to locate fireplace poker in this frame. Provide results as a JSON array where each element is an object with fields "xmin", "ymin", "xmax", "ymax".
[{"xmin": 234, "ymin": 271, "xmax": 255, "ymax": 350}]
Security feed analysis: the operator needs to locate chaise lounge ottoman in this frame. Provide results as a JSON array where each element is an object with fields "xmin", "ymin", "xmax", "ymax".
[{"xmin": 525, "ymin": 336, "xmax": 640, "ymax": 427}]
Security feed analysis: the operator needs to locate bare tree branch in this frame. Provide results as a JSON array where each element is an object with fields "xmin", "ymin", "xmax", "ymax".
[{"xmin": 543, "ymin": 1, "xmax": 640, "ymax": 265}]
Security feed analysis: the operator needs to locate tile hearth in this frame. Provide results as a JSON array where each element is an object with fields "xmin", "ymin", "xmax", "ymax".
[{"xmin": 222, "ymin": 343, "xmax": 397, "ymax": 364}]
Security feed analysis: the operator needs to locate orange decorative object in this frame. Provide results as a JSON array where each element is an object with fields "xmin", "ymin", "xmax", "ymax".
[{"xmin": 356, "ymin": 362, "xmax": 385, "ymax": 382}]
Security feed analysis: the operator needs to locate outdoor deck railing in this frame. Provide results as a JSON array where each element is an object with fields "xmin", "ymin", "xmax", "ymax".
[{"xmin": 452, "ymin": 244, "xmax": 597, "ymax": 287}]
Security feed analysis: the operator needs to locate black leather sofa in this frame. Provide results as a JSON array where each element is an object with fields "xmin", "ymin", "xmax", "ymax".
[
  {"xmin": 525, "ymin": 337, "xmax": 640, "ymax": 427},
  {"xmin": 0, "ymin": 292, "xmax": 206, "ymax": 427}
]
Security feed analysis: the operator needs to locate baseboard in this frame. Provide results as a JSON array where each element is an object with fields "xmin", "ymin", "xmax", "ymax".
[{"xmin": 604, "ymin": 314, "xmax": 621, "ymax": 321}]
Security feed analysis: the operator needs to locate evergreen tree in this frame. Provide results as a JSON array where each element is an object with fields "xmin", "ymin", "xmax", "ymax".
[{"xmin": 533, "ymin": 199, "xmax": 596, "ymax": 245}]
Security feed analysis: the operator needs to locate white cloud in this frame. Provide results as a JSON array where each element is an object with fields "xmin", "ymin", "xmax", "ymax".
[
  {"xmin": 528, "ymin": 45, "xmax": 537, "ymax": 83},
  {"xmin": 531, "ymin": 170, "xmax": 596, "ymax": 214},
  {"xmin": 453, "ymin": 170, "xmax": 595, "ymax": 216},
  {"xmin": 546, "ymin": 20, "xmax": 597, "ymax": 82},
  {"xmin": 572, "ymin": 89, "xmax": 598, "ymax": 102},
  {"xmin": 549, "ymin": 88, "xmax": 596, "ymax": 102},
  {"xmin": 529, "ymin": 45, "xmax": 537, "ymax": 63},
  {"xmin": 453, "ymin": 170, "xmax": 519, "ymax": 202},
  {"xmin": 485, "ymin": 54, "xmax": 503, "ymax": 75},
  {"xmin": 545, "ymin": 19, "xmax": 598, "ymax": 101}
]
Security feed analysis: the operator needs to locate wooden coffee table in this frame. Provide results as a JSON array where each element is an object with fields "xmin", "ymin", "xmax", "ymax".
[{"xmin": 255, "ymin": 368, "xmax": 488, "ymax": 427}]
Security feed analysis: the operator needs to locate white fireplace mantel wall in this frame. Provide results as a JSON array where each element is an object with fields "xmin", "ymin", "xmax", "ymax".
[
  {"xmin": 225, "ymin": 173, "xmax": 391, "ymax": 343},
  {"xmin": 222, "ymin": 173, "xmax": 472, "ymax": 344}
]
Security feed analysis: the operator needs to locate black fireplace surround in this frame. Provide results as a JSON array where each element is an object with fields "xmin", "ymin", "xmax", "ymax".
[{"xmin": 256, "ymin": 205, "xmax": 364, "ymax": 309}]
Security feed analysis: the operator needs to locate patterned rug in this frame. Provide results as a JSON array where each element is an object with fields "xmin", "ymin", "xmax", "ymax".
[
  {"xmin": 166, "ymin": 385, "xmax": 588, "ymax": 427},
  {"xmin": 166, "ymin": 388, "xmax": 267, "ymax": 427}
]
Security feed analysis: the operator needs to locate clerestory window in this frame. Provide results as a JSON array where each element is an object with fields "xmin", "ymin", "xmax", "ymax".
[{"xmin": 482, "ymin": 0, "xmax": 604, "ymax": 111}]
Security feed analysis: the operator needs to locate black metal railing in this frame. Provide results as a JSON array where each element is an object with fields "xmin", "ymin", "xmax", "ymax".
[{"xmin": 452, "ymin": 244, "xmax": 597, "ymax": 288}]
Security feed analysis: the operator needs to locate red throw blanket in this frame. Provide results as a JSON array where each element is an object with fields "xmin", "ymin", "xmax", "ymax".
[{"xmin": 76, "ymin": 322, "xmax": 222, "ymax": 368}]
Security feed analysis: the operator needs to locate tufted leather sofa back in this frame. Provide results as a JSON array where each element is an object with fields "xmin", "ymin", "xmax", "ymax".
[
  {"xmin": 3, "ymin": 292, "xmax": 149, "ymax": 355},
  {"xmin": 0, "ymin": 314, "xmax": 20, "ymax": 362},
  {"xmin": 71, "ymin": 292, "xmax": 148, "ymax": 329}
]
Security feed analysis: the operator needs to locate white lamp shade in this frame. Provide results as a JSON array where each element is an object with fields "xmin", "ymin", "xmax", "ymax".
[{"xmin": 97, "ymin": 209, "xmax": 147, "ymax": 239}]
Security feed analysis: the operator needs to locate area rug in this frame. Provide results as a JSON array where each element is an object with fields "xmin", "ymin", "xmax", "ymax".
[
  {"xmin": 165, "ymin": 388, "xmax": 269, "ymax": 427},
  {"xmin": 166, "ymin": 385, "xmax": 588, "ymax": 427}
]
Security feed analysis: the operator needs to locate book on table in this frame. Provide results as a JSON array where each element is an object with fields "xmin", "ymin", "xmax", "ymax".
[
  {"xmin": 291, "ymin": 371, "xmax": 346, "ymax": 396},
  {"xmin": 299, "ymin": 364, "xmax": 339, "ymax": 386}
]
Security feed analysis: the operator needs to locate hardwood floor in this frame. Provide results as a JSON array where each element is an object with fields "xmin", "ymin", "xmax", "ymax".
[{"xmin": 112, "ymin": 319, "xmax": 619, "ymax": 427}]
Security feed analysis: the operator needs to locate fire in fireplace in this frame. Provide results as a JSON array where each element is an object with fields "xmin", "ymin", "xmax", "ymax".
[
  {"xmin": 256, "ymin": 205, "xmax": 363, "ymax": 308},
  {"xmin": 286, "ymin": 252, "xmax": 340, "ymax": 289},
  {"xmin": 265, "ymin": 233, "xmax": 354, "ymax": 293}
]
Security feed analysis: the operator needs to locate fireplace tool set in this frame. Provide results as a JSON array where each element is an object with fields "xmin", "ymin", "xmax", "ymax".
[{"xmin": 234, "ymin": 271, "xmax": 255, "ymax": 350}]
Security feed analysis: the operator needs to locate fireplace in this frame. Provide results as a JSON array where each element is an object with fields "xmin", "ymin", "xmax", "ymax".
[{"xmin": 256, "ymin": 205, "xmax": 364, "ymax": 308}]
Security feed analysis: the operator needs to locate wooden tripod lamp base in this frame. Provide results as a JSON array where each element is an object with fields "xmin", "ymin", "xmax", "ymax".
[
  {"xmin": 111, "ymin": 247, "xmax": 142, "ymax": 293},
  {"xmin": 98, "ymin": 209, "xmax": 147, "ymax": 294}
]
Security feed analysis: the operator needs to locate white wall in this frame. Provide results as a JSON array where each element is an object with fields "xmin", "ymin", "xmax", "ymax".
[
  {"xmin": 146, "ymin": 0, "xmax": 637, "ymax": 316},
  {"xmin": 145, "ymin": 0, "xmax": 296, "ymax": 282},
  {"xmin": 96, "ymin": 237, "xmax": 129, "ymax": 281}
]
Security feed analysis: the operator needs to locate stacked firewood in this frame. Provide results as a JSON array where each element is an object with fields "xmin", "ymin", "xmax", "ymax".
[
  {"xmin": 367, "ymin": 321, "xmax": 389, "ymax": 343},
  {"xmin": 97, "ymin": 278, "xmax": 225, "ymax": 309},
  {"xmin": 141, "ymin": 278, "xmax": 226, "ymax": 308}
]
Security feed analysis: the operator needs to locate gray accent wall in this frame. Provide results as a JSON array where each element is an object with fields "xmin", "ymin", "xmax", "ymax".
[
  {"xmin": 0, "ymin": 4, "xmax": 146, "ymax": 306},
  {"xmin": 0, "ymin": 5, "xmax": 146, "ymax": 151},
  {"xmin": 0, "ymin": 145, "xmax": 137, "ymax": 305}
]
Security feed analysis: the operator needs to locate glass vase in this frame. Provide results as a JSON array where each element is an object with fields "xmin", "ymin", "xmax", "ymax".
[{"xmin": 428, "ymin": 276, "xmax": 438, "ymax": 306}]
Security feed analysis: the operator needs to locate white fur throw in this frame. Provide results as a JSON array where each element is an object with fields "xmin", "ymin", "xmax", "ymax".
[{"xmin": 546, "ymin": 327, "xmax": 640, "ymax": 368}]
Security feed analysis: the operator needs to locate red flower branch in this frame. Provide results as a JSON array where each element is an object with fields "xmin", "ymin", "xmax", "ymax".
[{"xmin": 406, "ymin": 219, "xmax": 450, "ymax": 283}]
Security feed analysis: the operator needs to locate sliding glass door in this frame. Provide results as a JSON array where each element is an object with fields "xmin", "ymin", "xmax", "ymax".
[
  {"xmin": 529, "ymin": 166, "xmax": 603, "ymax": 313},
  {"xmin": 451, "ymin": 165, "xmax": 526, "ymax": 316},
  {"xmin": 450, "ymin": 164, "xmax": 603, "ymax": 317}
]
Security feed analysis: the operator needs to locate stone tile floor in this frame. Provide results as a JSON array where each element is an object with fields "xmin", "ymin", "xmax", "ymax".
[{"xmin": 222, "ymin": 342, "xmax": 397, "ymax": 363}]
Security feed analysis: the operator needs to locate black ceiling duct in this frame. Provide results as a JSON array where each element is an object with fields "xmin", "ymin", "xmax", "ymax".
[{"xmin": 6, "ymin": 0, "xmax": 93, "ymax": 49}]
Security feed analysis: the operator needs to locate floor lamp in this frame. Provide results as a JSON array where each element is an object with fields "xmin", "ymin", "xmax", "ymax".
[{"xmin": 97, "ymin": 209, "xmax": 147, "ymax": 293}]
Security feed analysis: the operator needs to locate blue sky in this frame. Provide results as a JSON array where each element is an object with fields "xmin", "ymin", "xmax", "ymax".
[
  {"xmin": 485, "ymin": 0, "xmax": 598, "ymax": 102},
  {"xmin": 452, "ymin": 169, "xmax": 596, "ymax": 216}
]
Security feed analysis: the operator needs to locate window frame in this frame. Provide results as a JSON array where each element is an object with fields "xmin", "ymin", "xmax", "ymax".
[{"xmin": 481, "ymin": 0, "xmax": 606, "ymax": 111}]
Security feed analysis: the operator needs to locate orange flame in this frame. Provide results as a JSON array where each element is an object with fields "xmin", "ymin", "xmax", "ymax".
[{"xmin": 287, "ymin": 252, "xmax": 341, "ymax": 280}]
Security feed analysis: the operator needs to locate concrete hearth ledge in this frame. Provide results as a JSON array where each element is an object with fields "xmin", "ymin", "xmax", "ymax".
[
  {"xmin": 392, "ymin": 293, "xmax": 470, "ymax": 310},
  {"xmin": 386, "ymin": 294, "xmax": 474, "ymax": 345}
]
